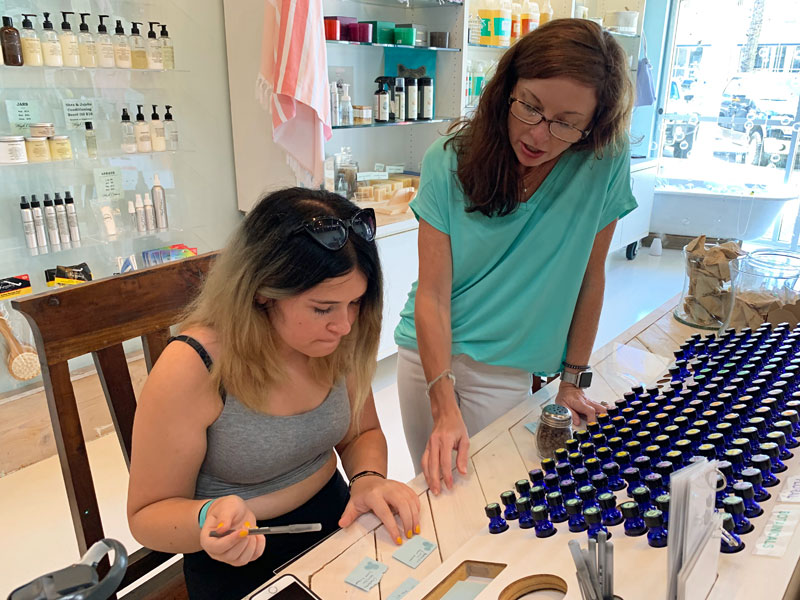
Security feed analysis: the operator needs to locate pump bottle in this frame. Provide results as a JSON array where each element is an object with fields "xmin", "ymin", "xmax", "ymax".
[
  {"xmin": 64, "ymin": 191, "xmax": 81, "ymax": 244},
  {"xmin": 53, "ymin": 193, "xmax": 71, "ymax": 248},
  {"xmin": 373, "ymin": 78, "xmax": 390, "ymax": 123},
  {"xmin": 150, "ymin": 105, "xmax": 166, "ymax": 151},
  {"xmin": 159, "ymin": 24, "xmax": 174, "ymax": 69},
  {"xmin": 40, "ymin": 13, "xmax": 63, "ymax": 66},
  {"xmin": 30, "ymin": 195, "xmax": 48, "ymax": 251},
  {"xmin": 121, "ymin": 108, "xmax": 136, "ymax": 153},
  {"xmin": 19, "ymin": 197, "xmax": 37, "ymax": 251},
  {"xmin": 164, "ymin": 105, "xmax": 179, "ymax": 150},
  {"xmin": 1, "ymin": 16, "xmax": 23, "ymax": 66},
  {"xmin": 20, "ymin": 14, "xmax": 43, "ymax": 66},
  {"xmin": 129, "ymin": 22, "xmax": 147, "ymax": 69},
  {"xmin": 59, "ymin": 12, "xmax": 80, "ymax": 67},
  {"xmin": 78, "ymin": 13, "xmax": 97, "ymax": 67},
  {"xmin": 134, "ymin": 104, "xmax": 152, "ymax": 152},
  {"xmin": 96, "ymin": 15, "xmax": 115, "ymax": 68},
  {"xmin": 146, "ymin": 22, "xmax": 163, "ymax": 69},
  {"xmin": 113, "ymin": 20, "xmax": 131, "ymax": 68},
  {"xmin": 143, "ymin": 193, "xmax": 156, "ymax": 232},
  {"xmin": 339, "ymin": 84, "xmax": 353, "ymax": 126}
]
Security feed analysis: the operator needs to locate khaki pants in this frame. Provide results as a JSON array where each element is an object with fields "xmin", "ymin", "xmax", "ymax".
[{"xmin": 396, "ymin": 346, "xmax": 532, "ymax": 475}]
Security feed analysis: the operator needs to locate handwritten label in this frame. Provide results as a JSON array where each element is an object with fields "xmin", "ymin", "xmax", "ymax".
[
  {"xmin": 93, "ymin": 168, "xmax": 123, "ymax": 203},
  {"xmin": 5, "ymin": 100, "xmax": 40, "ymax": 133},
  {"xmin": 387, "ymin": 164, "xmax": 406, "ymax": 174},
  {"xmin": 374, "ymin": 162, "xmax": 386, "ymax": 172},
  {"xmin": 357, "ymin": 171, "xmax": 389, "ymax": 181},
  {"xmin": 62, "ymin": 99, "xmax": 96, "ymax": 130},
  {"xmin": 779, "ymin": 475, "xmax": 800, "ymax": 502},
  {"xmin": 753, "ymin": 505, "xmax": 800, "ymax": 557}
]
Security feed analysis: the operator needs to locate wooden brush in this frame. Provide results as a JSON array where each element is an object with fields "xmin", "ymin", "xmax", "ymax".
[{"xmin": 0, "ymin": 315, "xmax": 40, "ymax": 381}]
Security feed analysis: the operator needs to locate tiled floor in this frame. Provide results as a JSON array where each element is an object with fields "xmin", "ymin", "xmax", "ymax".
[{"xmin": 0, "ymin": 247, "xmax": 685, "ymax": 596}]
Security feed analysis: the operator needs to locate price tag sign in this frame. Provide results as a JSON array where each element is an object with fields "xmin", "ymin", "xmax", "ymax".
[
  {"xmin": 5, "ymin": 100, "xmax": 40, "ymax": 133},
  {"xmin": 357, "ymin": 171, "xmax": 389, "ymax": 182},
  {"xmin": 753, "ymin": 505, "xmax": 800, "ymax": 557},
  {"xmin": 779, "ymin": 475, "xmax": 800, "ymax": 502},
  {"xmin": 93, "ymin": 168, "xmax": 124, "ymax": 203},
  {"xmin": 62, "ymin": 99, "xmax": 96, "ymax": 130}
]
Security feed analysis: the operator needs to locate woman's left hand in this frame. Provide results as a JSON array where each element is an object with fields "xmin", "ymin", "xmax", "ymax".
[
  {"xmin": 339, "ymin": 476, "xmax": 421, "ymax": 545},
  {"xmin": 556, "ymin": 381, "xmax": 607, "ymax": 426}
]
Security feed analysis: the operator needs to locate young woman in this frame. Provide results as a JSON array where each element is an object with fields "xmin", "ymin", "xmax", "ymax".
[
  {"xmin": 128, "ymin": 188, "xmax": 420, "ymax": 599},
  {"xmin": 394, "ymin": 19, "xmax": 637, "ymax": 493}
]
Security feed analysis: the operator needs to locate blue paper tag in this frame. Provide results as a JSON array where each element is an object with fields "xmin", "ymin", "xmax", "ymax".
[
  {"xmin": 525, "ymin": 422, "xmax": 538, "ymax": 435},
  {"xmin": 392, "ymin": 535, "xmax": 437, "ymax": 568},
  {"xmin": 344, "ymin": 557, "xmax": 388, "ymax": 591},
  {"xmin": 386, "ymin": 577, "xmax": 420, "ymax": 600}
]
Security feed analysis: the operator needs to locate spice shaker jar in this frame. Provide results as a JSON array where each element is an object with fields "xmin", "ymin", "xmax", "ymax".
[{"xmin": 537, "ymin": 404, "xmax": 572, "ymax": 459}]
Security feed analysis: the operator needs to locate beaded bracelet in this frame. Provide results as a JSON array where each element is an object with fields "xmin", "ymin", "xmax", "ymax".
[
  {"xmin": 425, "ymin": 369, "xmax": 456, "ymax": 399},
  {"xmin": 348, "ymin": 470, "xmax": 386, "ymax": 490}
]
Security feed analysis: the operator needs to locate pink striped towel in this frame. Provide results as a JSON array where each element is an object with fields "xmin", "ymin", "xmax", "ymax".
[{"xmin": 258, "ymin": 0, "xmax": 331, "ymax": 187}]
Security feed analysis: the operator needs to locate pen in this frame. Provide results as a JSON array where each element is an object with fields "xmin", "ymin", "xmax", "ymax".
[{"xmin": 209, "ymin": 523, "xmax": 323, "ymax": 538}]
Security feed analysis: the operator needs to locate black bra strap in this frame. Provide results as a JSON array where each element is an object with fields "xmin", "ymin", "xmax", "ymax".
[{"xmin": 169, "ymin": 335, "xmax": 213, "ymax": 371}]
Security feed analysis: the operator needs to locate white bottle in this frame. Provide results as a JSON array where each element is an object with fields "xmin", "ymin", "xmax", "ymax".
[
  {"xmin": 129, "ymin": 22, "xmax": 147, "ymax": 69},
  {"xmin": 145, "ymin": 22, "xmax": 163, "ymax": 70},
  {"xmin": 143, "ymin": 193, "xmax": 156, "ymax": 232},
  {"xmin": 498, "ymin": 0, "xmax": 512, "ymax": 47},
  {"xmin": 58, "ymin": 11, "xmax": 80, "ymax": 67},
  {"xmin": 134, "ymin": 104, "xmax": 152, "ymax": 153},
  {"xmin": 20, "ymin": 14, "xmax": 43, "ymax": 66},
  {"xmin": 54, "ymin": 193, "xmax": 71, "ymax": 246},
  {"xmin": 100, "ymin": 205, "xmax": 117, "ymax": 236},
  {"xmin": 159, "ymin": 24, "xmax": 174, "ymax": 69},
  {"xmin": 330, "ymin": 82, "xmax": 340, "ymax": 127},
  {"xmin": 113, "ymin": 20, "xmax": 131, "ymax": 68},
  {"xmin": 340, "ymin": 84, "xmax": 353, "ymax": 126},
  {"xmin": 30, "ymin": 195, "xmax": 48, "ymax": 251},
  {"xmin": 149, "ymin": 105, "xmax": 166, "ymax": 152},
  {"xmin": 163, "ymin": 105, "xmax": 179, "ymax": 151},
  {"xmin": 77, "ymin": 13, "xmax": 97, "ymax": 67},
  {"xmin": 121, "ymin": 108, "xmax": 136, "ymax": 153},
  {"xmin": 40, "ymin": 12, "xmax": 63, "ymax": 67},
  {"xmin": 96, "ymin": 15, "xmax": 115, "ymax": 68},
  {"xmin": 19, "ymin": 196, "xmax": 37, "ymax": 250},
  {"xmin": 151, "ymin": 173, "xmax": 168, "ymax": 230},
  {"xmin": 134, "ymin": 194, "xmax": 147, "ymax": 233},
  {"xmin": 127, "ymin": 199, "xmax": 137, "ymax": 230},
  {"xmin": 43, "ymin": 194, "xmax": 61, "ymax": 248},
  {"xmin": 64, "ymin": 192, "xmax": 81, "ymax": 244}
]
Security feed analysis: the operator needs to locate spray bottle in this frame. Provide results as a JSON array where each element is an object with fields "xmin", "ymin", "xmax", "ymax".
[{"xmin": 340, "ymin": 84, "xmax": 353, "ymax": 126}]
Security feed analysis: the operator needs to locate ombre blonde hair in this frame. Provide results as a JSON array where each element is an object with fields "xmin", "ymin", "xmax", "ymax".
[{"xmin": 182, "ymin": 188, "xmax": 383, "ymax": 421}]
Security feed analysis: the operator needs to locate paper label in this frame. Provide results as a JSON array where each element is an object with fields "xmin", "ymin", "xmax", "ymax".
[
  {"xmin": 753, "ymin": 505, "xmax": 800, "ymax": 557},
  {"xmin": 392, "ymin": 536, "xmax": 437, "ymax": 568},
  {"xmin": 62, "ymin": 99, "xmax": 96, "ymax": 130},
  {"xmin": 525, "ymin": 422, "xmax": 538, "ymax": 435},
  {"xmin": 387, "ymin": 165, "xmax": 406, "ymax": 174},
  {"xmin": 357, "ymin": 171, "xmax": 389, "ymax": 181},
  {"xmin": 0, "ymin": 275, "xmax": 32, "ymax": 300},
  {"xmin": 780, "ymin": 475, "xmax": 800, "ymax": 502},
  {"xmin": 344, "ymin": 557, "xmax": 388, "ymax": 591},
  {"xmin": 93, "ymin": 168, "xmax": 124, "ymax": 203},
  {"xmin": 374, "ymin": 162, "xmax": 386, "ymax": 172},
  {"xmin": 386, "ymin": 577, "xmax": 419, "ymax": 600},
  {"xmin": 5, "ymin": 100, "xmax": 40, "ymax": 133}
]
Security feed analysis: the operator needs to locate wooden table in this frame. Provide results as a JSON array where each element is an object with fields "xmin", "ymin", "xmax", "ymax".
[{"xmin": 250, "ymin": 295, "xmax": 800, "ymax": 599}]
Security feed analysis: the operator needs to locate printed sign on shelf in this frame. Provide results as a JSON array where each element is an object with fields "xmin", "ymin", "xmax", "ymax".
[
  {"xmin": 5, "ymin": 100, "xmax": 40, "ymax": 134},
  {"xmin": 753, "ymin": 505, "xmax": 800, "ymax": 557},
  {"xmin": 779, "ymin": 475, "xmax": 800, "ymax": 503},
  {"xmin": 62, "ymin": 99, "xmax": 96, "ymax": 130},
  {"xmin": 93, "ymin": 168, "xmax": 124, "ymax": 203}
]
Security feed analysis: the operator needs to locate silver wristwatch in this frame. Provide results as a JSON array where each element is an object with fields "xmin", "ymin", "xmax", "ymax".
[{"xmin": 561, "ymin": 369, "xmax": 593, "ymax": 389}]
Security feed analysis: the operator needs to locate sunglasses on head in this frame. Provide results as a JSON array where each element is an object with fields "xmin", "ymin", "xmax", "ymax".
[{"xmin": 291, "ymin": 208, "xmax": 376, "ymax": 250}]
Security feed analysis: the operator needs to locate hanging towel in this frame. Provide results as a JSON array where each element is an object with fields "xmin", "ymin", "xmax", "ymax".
[
  {"xmin": 258, "ymin": 0, "xmax": 331, "ymax": 187},
  {"xmin": 635, "ymin": 33, "xmax": 657, "ymax": 107}
]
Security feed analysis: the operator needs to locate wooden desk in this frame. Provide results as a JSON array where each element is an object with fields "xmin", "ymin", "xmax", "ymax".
[{"xmin": 250, "ymin": 295, "xmax": 800, "ymax": 599}]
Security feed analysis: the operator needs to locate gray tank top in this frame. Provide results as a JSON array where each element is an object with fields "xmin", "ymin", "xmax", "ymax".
[{"xmin": 170, "ymin": 336, "xmax": 351, "ymax": 500}]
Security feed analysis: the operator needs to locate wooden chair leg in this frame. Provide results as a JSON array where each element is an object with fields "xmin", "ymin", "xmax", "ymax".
[{"xmin": 42, "ymin": 361, "xmax": 105, "ymax": 554}]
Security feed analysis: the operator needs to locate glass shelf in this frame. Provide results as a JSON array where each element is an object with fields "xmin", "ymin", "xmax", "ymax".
[
  {"xmin": 337, "ymin": 0, "xmax": 461, "ymax": 7},
  {"xmin": 0, "ymin": 65, "xmax": 188, "ymax": 74},
  {"xmin": 327, "ymin": 40, "xmax": 459, "ymax": 52},
  {"xmin": 467, "ymin": 43, "xmax": 509, "ymax": 50},
  {"xmin": 0, "ymin": 150, "xmax": 188, "ymax": 168},
  {"xmin": 332, "ymin": 116, "xmax": 455, "ymax": 130}
]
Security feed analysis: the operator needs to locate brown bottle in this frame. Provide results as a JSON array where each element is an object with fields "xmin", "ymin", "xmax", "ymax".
[{"xmin": 1, "ymin": 16, "xmax": 23, "ymax": 66}]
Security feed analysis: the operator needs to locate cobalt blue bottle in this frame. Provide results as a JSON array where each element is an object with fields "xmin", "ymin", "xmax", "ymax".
[
  {"xmin": 766, "ymin": 431, "xmax": 793, "ymax": 461},
  {"xmin": 720, "ymin": 513, "xmax": 745, "ymax": 554},
  {"xmin": 560, "ymin": 478, "xmax": 578, "ymax": 501},
  {"xmin": 741, "ymin": 466, "xmax": 771, "ymax": 502},
  {"xmin": 530, "ymin": 485, "xmax": 548, "ymax": 508},
  {"xmin": 584, "ymin": 457, "xmax": 602, "ymax": 476},
  {"xmin": 517, "ymin": 497, "xmax": 534, "ymax": 529},
  {"xmin": 515, "ymin": 479, "xmax": 531, "ymax": 499},
  {"xmin": 541, "ymin": 458, "xmax": 557, "ymax": 476},
  {"xmin": 565, "ymin": 498, "xmax": 587, "ymax": 532},
  {"xmin": 544, "ymin": 473, "xmax": 561, "ymax": 493},
  {"xmin": 780, "ymin": 409, "xmax": 800, "ymax": 437},
  {"xmin": 620, "ymin": 501, "xmax": 647, "ymax": 536},
  {"xmin": 485, "ymin": 503, "xmax": 508, "ymax": 534},
  {"xmin": 644, "ymin": 509, "xmax": 668, "ymax": 548},
  {"xmin": 529, "ymin": 468, "xmax": 545, "ymax": 487},
  {"xmin": 546, "ymin": 491, "xmax": 568, "ymax": 523},
  {"xmin": 759, "ymin": 442, "xmax": 787, "ymax": 473},
  {"xmin": 724, "ymin": 448, "xmax": 746, "ymax": 477},
  {"xmin": 598, "ymin": 492, "xmax": 623, "ymax": 526},
  {"xmin": 733, "ymin": 481, "xmax": 763, "ymax": 518},
  {"xmin": 655, "ymin": 494, "xmax": 670, "ymax": 527},
  {"xmin": 774, "ymin": 419, "xmax": 799, "ymax": 449},
  {"xmin": 644, "ymin": 473, "xmax": 666, "ymax": 499},
  {"xmin": 633, "ymin": 455, "xmax": 652, "ymax": 478},
  {"xmin": 500, "ymin": 491, "xmax": 519, "ymax": 520},
  {"xmin": 715, "ymin": 473, "xmax": 728, "ymax": 509},
  {"xmin": 633, "ymin": 486, "xmax": 654, "ymax": 513},
  {"xmin": 577, "ymin": 484, "xmax": 599, "ymax": 511},
  {"xmin": 572, "ymin": 467, "xmax": 590, "ymax": 486},
  {"xmin": 531, "ymin": 505, "xmax": 556, "ymax": 538},
  {"xmin": 583, "ymin": 506, "xmax": 611, "ymax": 540},
  {"xmin": 622, "ymin": 466, "xmax": 641, "ymax": 498},
  {"xmin": 590, "ymin": 473, "xmax": 611, "ymax": 496},
  {"xmin": 723, "ymin": 496, "xmax": 753, "ymax": 535},
  {"xmin": 602, "ymin": 462, "xmax": 626, "ymax": 492}
]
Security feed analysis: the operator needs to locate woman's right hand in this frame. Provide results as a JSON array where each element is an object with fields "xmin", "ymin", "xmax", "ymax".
[
  {"xmin": 423, "ymin": 407, "xmax": 470, "ymax": 495},
  {"xmin": 199, "ymin": 496, "xmax": 266, "ymax": 566}
]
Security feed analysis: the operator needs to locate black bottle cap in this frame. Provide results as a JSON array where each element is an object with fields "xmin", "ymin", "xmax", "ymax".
[
  {"xmin": 592, "ymin": 434, "xmax": 607, "ymax": 448},
  {"xmin": 21, "ymin": 14, "xmax": 36, "ymax": 28},
  {"xmin": 544, "ymin": 474, "xmax": 560, "ymax": 489},
  {"xmin": 781, "ymin": 410, "xmax": 799, "ymax": 425},
  {"xmin": 602, "ymin": 462, "xmax": 620, "ymax": 477},
  {"xmin": 148, "ymin": 21, "xmax": 159, "ymax": 38},
  {"xmin": 115, "ymin": 19, "xmax": 125, "ymax": 35},
  {"xmin": 151, "ymin": 105, "xmax": 160, "ymax": 120},
  {"xmin": 554, "ymin": 447, "xmax": 569, "ymax": 462},
  {"xmin": 500, "ymin": 490, "xmax": 517, "ymax": 506},
  {"xmin": 136, "ymin": 105, "xmax": 146, "ymax": 121},
  {"xmin": 656, "ymin": 494, "xmax": 670, "ymax": 513},
  {"xmin": 587, "ymin": 421, "xmax": 600, "ymax": 434},
  {"xmin": 621, "ymin": 501, "xmax": 640, "ymax": 519},
  {"xmin": 717, "ymin": 460, "xmax": 734, "ymax": 481},
  {"xmin": 733, "ymin": 481, "xmax": 755, "ymax": 501},
  {"xmin": 580, "ymin": 442, "xmax": 596, "ymax": 457},
  {"xmin": 644, "ymin": 509, "xmax": 664, "ymax": 528},
  {"xmin": 30, "ymin": 194, "xmax": 40, "ymax": 207},
  {"xmin": 723, "ymin": 495, "xmax": 745, "ymax": 515},
  {"xmin": 64, "ymin": 191, "xmax": 73, "ymax": 203},
  {"xmin": 774, "ymin": 420, "xmax": 794, "ymax": 438},
  {"xmin": 122, "ymin": 108, "xmax": 131, "ymax": 121},
  {"xmin": 654, "ymin": 434, "xmax": 671, "ymax": 450},
  {"xmin": 573, "ymin": 467, "xmax": 590, "ymax": 482},
  {"xmin": 608, "ymin": 436, "xmax": 624, "ymax": 451},
  {"xmin": 767, "ymin": 431, "xmax": 787, "ymax": 447},
  {"xmin": 698, "ymin": 444, "xmax": 716, "ymax": 460},
  {"xmin": 583, "ymin": 506, "xmax": 602, "ymax": 524},
  {"xmin": 750, "ymin": 453, "xmax": 771, "ymax": 471},
  {"xmin": 622, "ymin": 466, "xmax": 640, "ymax": 483},
  {"xmin": 530, "ymin": 485, "xmax": 546, "ymax": 502},
  {"xmin": 131, "ymin": 21, "xmax": 141, "ymax": 35},
  {"xmin": 624, "ymin": 440, "xmax": 641, "ymax": 455},
  {"xmin": 633, "ymin": 455, "xmax": 652, "ymax": 472},
  {"xmin": 98, "ymin": 15, "xmax": 109, "ymax": 33},
  {"xmin": 54, "ymin": 193, "xmax": 63, "ymax": 205},
  {"xmin": 655, "ymin": 461, "xmax": 674, "ymax": 478},
  {"xmin": 568, "ymin": 451, "xmax": 584, "ymax": 468},
  {"xmin": 485, "ymin": 503, "xmax": 502, "ymax": 518},
  {"xmin": 546, "ymin": 491, "xmax": 563, "ymax": 507},
  {"xmin": 529, "ymin": 468, "xmax": 545, "ymax": 485},
  {"xmin": 560, "ymin": 479, "xmax": 576, "ymax": 496},
  {"xmin": 60, "ymin": 11, "xmax": 73, "ymax": 30},
  {"xmin": 760, "ymin": 442, "xmax": 780, "ymax": 461},
  {"xmin": 3, "ymin": 16, "xmax": 13, "ymax": 27},
  {"xmin": 724, "ymin": 448, "xmax": 745, "ymax": 466},
  {"xmin": 516, "ymin": 497, "xmax": 532, "ymax": 512},
  {"xmin": 635, "ymin": 430, "xmax": 651, "ymax": 445},
  {"xmin": 515, "ymin": 479, "xmax": 531, "ymax": 496},
  {"xmin": 531, "ymin": 504, "xmax": 549, "ymax": 522},
  {"xmin": 565, "ymin": 498, "xmax": 583, "ymax": 515},
  {"xmin": 591, "ymin": 473, "xmax": 608, "ymax": 488},
  {"xmin": 721, "ymin": 512, "xmax": 735, "ymax": 532},
  {"xmin": 43, "ymin": 194, "xmax": 53, "ymax": 207},
  {"xmin": 79, "ymin": 13, "xmax": 90, "ymax": 31},
  {"xmin": 577, "ymin": 485, "xmax": 596, "ymax": 501},
  {"xmin": 85, "ymin": 121, "xmax": 93, "ymax": 131},
  {"xmin": 565, "ymin": 439, "xmax": 580, "ymax": 452},
  {"xmin": 160, "ymin": 24, "xmax": 170, "ymax": 37},
  {"xmin": 598, "ymin": 492, "xmax": 617, "ymax": 510},
  {"xmin": 597, "ymin": 447, "xmax": 612, "ymax": 463},
  {"xmin": 741, "ymin": 466, "xmax": 763, "ymax": 487},
  {"xmin": 614, "ymin": 450, "xmax": 631, "ymax": 467},
  {"xmin": 633, "ymin": 486, "xmax": 651, "ymax": 505},
  {"xmin": 644, "ymin": 473, "xmax": 663, "ymax": 491}
]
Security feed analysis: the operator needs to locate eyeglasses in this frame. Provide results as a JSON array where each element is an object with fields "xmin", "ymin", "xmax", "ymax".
[
  {"xmin": 292, "ymin": 208, "xmax": 376, "ymax": 250},
  {"xmin": 508, "ymin": 96, "xmax": 590, "ymax": 143}
]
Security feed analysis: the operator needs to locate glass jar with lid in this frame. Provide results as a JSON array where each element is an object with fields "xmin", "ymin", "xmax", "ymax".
[{"xmin": 537, "ymin": 403, "xmax": 572, "ymax": 459}]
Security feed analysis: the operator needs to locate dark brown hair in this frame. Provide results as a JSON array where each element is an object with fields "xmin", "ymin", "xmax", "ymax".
[{"xmin": 446, "ymin": 19, "xmax": 634, "ymax": 217}]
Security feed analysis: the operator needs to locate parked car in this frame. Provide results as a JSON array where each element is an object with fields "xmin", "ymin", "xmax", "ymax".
[
  {"xmin": 714, "ymin": 72, "xmax": 800, "ymax": 167},
  {"xmin": 662, "ymin": 79, "xmax": 700, "ymax": 158}
]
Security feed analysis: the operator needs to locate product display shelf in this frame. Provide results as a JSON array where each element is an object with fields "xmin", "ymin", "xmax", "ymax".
[
  {"xmin": 467, "ymin": 42, "xmax": 509, "ymax": 50},
  {"xmin": 332, "ymin": 116, "xmax": 456, "ymax": 129},
  {"xmin": 326, "ymin": 39, "xmax": 460, "ymax": 51},
  {"xmin": 336, "ymin": 0, "xmax": 462, "ymax": 7},
  {"xmin": 0, "ymin": 65, "xmax": 188, "ymax": 73},
  {"xmin": 0, "ymin": 150, "xmax": 190, "ymax": 169}
]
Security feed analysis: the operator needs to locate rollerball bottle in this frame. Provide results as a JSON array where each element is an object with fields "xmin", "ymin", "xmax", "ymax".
[
  {"xmin": 516, "ymin": 497, "xmax": 534, "ymax": 529},
  {"xmin": 583, "ymin": 507, "xmax": 611, "ymax": 540},
  {"xmin": 741, "ymin": 466, "xmax": 771, "ymax": 502},
  {"xmin": 565, "ymin": 498, "xmax": 587, "ymax": 532},
  {"xmin": 644, "ymin": 510, "xmax": 667, "ymax": 548},
  {"xmin": 531, "ymin": 505, "xmax": 556, "ymax": 538},
  {"xmin": 723, "ymin": 496, "xmax": 753, "ymax": 535},
  {"xmin": 598, "ymin": 492, "xmax": 623, "ymax": 526},
  {"xmin": 546, "ymin": 491, "xmax": 568, "ymax": 523},
  {"xmin": 720, "ymin": 513, "xmax": 745, "ymax": 554},
  {"xmin": 485, "ymin": 503, "xmax": 509, "ymax": 534},
  {"xmin": 733, "ymin": 482, "xmax": 763, "ymax": 519},
  {"xmin": 621, "ymin": 501, "xmax": 646, "ymax": 536},
  {"xmin": 500, "ymin": 491, "xmax": 519, "ymax": 520}
]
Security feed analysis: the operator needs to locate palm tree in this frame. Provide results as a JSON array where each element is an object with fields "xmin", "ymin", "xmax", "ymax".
[{"xmin": 739, "ymin": 0, "xmax": 766, "ymax": 72}]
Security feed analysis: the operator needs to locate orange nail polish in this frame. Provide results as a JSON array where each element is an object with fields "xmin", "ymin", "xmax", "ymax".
[
  {"xmin": 244, "ymin": 521, "xmax": 251, "ymax": 528},
  {"xmin": 239, "ymin": 530, "xmax": 248, "ymax": 538},
  {"xmin": 217, "ymin": 522, "xmax": 225, "ymax": 529},
  {"xmin": 415, "ymin": 525, "xmax": 420, "ymax": 534},
  {"xmin": 407, "ymin": 530, "xmax": 413, "ymax": 539},
  {"xmin": 396, "ymin": 536, "xmax": 402, "ymax": 545}
]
